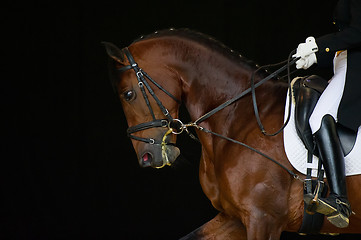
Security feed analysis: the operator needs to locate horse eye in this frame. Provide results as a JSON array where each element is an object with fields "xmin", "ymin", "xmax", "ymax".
[{"xmin": 123, "ymin": 90, "xmax": 136, "ymax": 101}]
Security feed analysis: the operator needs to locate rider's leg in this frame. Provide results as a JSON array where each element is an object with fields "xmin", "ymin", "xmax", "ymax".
[
  {"xmin": 309, "ymin": 51, "xmax": 347, "ymax": 135},
  {"xmin": 306, "ymin": 51, "xmax": 351, "ymax": 228},
  {"xmin": 308, "ymin": 115, "xmax": 351, "ymax": 228}
]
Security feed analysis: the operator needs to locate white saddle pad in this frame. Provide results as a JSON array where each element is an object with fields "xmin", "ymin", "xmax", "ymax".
[{"xmin": 283, "ymin": 82, "xmax": 361, "ymax": 177}]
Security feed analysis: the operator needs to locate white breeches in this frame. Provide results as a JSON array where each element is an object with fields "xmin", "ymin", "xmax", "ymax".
[{"xmin": 309, "ymin": 50, "xmax": 348, "ymax": 134}]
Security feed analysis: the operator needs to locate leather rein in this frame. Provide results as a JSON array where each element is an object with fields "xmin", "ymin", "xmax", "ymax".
[{"xmin": 116, "ymin": 47, "xmax": 302, "ymax": 180}]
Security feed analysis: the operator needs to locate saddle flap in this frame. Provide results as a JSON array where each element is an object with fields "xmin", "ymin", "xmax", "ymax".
[{"xmin": 293, "ymin": 76, "xmax": 326, "ymax": 154}]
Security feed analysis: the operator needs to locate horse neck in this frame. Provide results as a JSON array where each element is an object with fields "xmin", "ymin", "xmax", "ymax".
[
  {"xmin": 160, "ymin": 38, "xmax": 285, "ymax": 127},
  {"xmin": 132, "ymin": 37, "xmax": 285, "ymax": 128}
]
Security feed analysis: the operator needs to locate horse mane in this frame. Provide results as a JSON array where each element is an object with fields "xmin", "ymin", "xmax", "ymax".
[{"xmin": 131, "ymin": 28, "xmax": 262, "ymax": 71}]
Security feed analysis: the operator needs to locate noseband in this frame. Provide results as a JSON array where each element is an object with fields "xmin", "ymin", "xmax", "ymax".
[{"xmin": 117, "ymin": 47, "xmax": 182, "ymax": 145}]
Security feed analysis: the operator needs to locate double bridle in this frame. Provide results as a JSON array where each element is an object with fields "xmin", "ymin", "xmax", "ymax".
[
  {"xmin": 117, "ymin": 47, "xmax": 184, "ymax": 146},
  {"xmin": 115, "ymin": 47, "xmax": 302, "ymax": 180}
]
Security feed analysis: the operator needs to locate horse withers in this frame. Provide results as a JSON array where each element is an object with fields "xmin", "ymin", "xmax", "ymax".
[{"xmin": 104, "ymin": 29, "xmax": 361, "ymax": 240}]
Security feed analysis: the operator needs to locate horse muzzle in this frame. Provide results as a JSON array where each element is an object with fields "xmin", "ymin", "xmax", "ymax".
[{"xmin": 138, "ymin": 143, "xmax": 180, "ymax": 168}]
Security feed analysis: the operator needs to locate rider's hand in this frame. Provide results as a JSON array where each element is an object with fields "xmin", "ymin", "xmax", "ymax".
[
  {"xmin": 295, "ymin": 53, "xmax": 317, "ymax": 69},
  {"xmin": 293, "ymin": 36, "xmax": 318, "ymax": 69}
]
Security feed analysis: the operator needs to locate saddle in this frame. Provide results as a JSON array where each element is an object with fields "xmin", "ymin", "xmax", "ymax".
[
  {"xmin": 292, "ymin": 75, "xmax": 357, "ymax": 233},
  {"xmin": 292, "ymin": 75, "xmax": 357, "ymax": 157}
]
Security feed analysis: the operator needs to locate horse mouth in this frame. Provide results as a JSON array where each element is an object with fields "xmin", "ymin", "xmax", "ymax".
[{"xmin": 139, "ymin": 145, "xmax": 180, "ymax": 168}]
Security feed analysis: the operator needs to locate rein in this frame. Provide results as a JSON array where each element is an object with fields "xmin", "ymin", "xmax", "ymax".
[
  {"xmin": 194, "ymin": 52, "xmax": 299, "ymax": 126},
  {"xmin": 117, "ymin": 47, "xmax": 302, "ymax": 180}
]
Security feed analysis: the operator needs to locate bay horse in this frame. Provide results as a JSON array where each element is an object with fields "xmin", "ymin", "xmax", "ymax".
[{"xmin": 103, "ymin": 29, "xmax": 361, "ymax": 240}]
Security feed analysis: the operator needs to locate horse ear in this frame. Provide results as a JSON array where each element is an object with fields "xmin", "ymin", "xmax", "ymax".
[{"xmin": 102, "ymin": 41, "xmax": 124, "ymax": 64}]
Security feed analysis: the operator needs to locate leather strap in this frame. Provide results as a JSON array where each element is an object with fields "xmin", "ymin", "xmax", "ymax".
[
  {"xmin": 194, "ymin": 55, "xmax": 300, "ymax": 126},
  {"xmin": 127, "ymin": 119, "xmax": 169, "ymax": 134}
]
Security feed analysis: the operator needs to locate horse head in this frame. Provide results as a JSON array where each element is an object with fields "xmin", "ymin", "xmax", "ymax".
[{"xmin": 103, "ymin": 41, "xmax": 182, "ymax": 168}]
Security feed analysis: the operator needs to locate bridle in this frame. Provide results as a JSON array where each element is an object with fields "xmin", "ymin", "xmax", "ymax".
[
  {"xmin": 117, "ymin": 47, "xmax": 184, "ymax": 146},
  {"xmin": 115, "ymin": 46, "xmax": 302, "ymax": 180}
]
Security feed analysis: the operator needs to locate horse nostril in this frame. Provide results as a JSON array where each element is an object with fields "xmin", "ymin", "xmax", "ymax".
[{"xmin": 141, "ymin": 152, "xmax": 153, "ymax": 167}]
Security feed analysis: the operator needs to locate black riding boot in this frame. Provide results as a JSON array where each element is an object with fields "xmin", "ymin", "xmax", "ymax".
[{"xmin": 304, "ymin": 114, "xmax": 352, "ymax": 228}]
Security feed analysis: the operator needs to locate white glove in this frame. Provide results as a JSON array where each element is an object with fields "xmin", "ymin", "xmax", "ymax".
[
  {"xmin": 295, "ymin": 53, "xmax": 317, "ymax": 69},
  {"xmin": 293, "ymin": 36, "xmax": 318, "ymax": 69}
]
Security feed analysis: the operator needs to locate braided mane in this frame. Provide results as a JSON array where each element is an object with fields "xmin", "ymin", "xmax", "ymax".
[{"xmin": 132, "ymin": 28, "xmax": 260, "ymax": 69}]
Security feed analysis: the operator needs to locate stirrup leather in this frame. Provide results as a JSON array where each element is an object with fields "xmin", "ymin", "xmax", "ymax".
[{"xmin": 303, "ymin": 179, "xmax": 325, "ymax": 215}]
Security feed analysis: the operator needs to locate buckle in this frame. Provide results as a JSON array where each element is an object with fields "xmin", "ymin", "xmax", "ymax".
[{"xmin": 161, "ymin": 119, "xmax": 169, "ymax": 127}]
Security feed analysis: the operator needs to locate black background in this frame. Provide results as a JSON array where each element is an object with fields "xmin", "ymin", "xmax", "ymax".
[{"xmin": 2, "ymin": 0, "xmax": 359, "ymax": 239}]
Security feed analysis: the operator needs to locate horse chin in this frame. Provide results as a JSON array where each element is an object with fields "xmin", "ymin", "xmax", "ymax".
[{"xmin": 138, "ymin": 145, "xmax": 180, "ymax": 168}]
